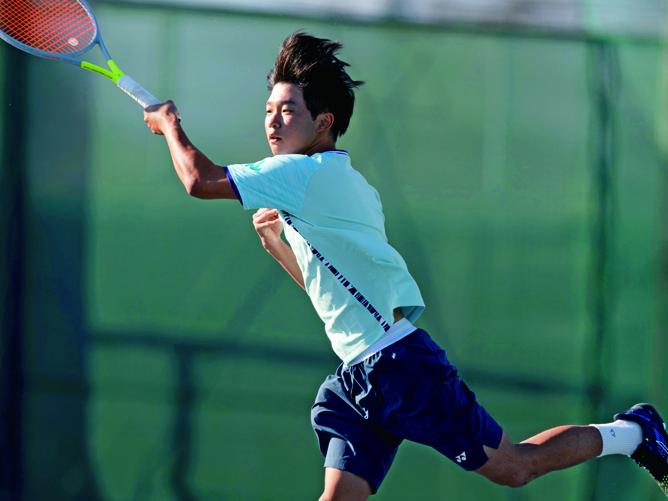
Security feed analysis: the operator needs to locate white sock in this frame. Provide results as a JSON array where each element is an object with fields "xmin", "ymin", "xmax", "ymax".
[{"xmin": 590, "ymin": 420, "xmax": 643, "ymax": 457}]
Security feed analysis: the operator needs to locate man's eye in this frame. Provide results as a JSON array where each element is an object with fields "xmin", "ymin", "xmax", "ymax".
[{"xmin": 283, "ymin": 109, "xmax": 292, "ymax": 113}]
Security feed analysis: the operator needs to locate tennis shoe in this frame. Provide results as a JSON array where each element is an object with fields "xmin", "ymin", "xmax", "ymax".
[{"xmin": 614, "ymin": 403, "xmax": 668, "ymax": 496}]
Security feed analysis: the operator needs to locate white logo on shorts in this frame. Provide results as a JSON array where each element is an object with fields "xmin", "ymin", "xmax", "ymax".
[{"xmin": 456, "ymin": 452, "xmax": 467, "ymax": 463}]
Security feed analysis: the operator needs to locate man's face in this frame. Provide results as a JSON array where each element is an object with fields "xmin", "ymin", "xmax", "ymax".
[{"xmin": 265, "ymin": 82, "xmax": 319, "ymax": 155}]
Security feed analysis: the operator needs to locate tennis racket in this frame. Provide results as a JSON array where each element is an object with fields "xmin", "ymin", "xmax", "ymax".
[{"xmin": 0, "ymin": 0, "xmax": 177, "ymax": 116}]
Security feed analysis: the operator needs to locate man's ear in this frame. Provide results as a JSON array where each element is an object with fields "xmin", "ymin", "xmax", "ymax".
[{"xmin": 316, "ymin": 112, "xmax": 335, "ymax": 133}]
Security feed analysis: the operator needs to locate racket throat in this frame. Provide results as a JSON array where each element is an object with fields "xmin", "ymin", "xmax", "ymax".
[{"xmin": 81, "ymin": 59, "xmax": 124, "ymax": 82}]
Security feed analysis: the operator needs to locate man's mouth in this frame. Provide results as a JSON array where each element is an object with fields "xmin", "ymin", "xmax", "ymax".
[{"xmin": 269, "ymin": 135, "xmax": 281, "ymax": 143}]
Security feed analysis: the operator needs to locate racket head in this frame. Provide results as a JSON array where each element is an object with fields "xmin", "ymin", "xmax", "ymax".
[{"xmin": 0, "ymin": 0, "xmax": 102, "ymax": 64}]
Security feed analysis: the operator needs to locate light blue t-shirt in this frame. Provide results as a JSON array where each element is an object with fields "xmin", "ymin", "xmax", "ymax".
[{"xmin": 225, "ymin": 151, "xmax": 424, "ymax": 364}]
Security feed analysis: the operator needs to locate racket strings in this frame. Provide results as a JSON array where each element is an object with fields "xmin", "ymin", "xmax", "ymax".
[{"xmin": 0, "ymin": 0, "xmax": 96, "ymax": 54}]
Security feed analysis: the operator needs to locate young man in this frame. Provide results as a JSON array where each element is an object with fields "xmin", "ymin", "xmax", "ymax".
[{"xmin": 144, "ymin": 32, "xmax": 668, "ymax": 500}]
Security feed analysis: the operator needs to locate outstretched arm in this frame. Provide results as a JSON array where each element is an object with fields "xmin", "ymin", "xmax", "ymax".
[
  {"xmin": 144, "ymin": 101, "xmax": 237, "ymax": 200},
  {"xmin": 253, "ymin": 208, "xmax": 305, "ymax": 290}
]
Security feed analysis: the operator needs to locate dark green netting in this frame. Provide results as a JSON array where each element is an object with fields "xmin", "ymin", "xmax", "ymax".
[{"xmin": 1, "ymin": 4, "xmax": 666, "ymax": 501}]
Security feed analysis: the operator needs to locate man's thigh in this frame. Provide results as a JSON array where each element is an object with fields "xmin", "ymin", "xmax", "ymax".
[
  {"xmin": 365, "ymin": 330, "xmax": 504, "ymax": 472},
  {"xmin": 311, "ymin": 377, "xmax": 404, "ymax": 494}
]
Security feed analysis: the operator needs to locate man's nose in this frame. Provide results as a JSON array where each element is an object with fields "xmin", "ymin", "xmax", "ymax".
[{"xmin": 268, "ymin": 112, "xmax": 280, "ymax": 129}]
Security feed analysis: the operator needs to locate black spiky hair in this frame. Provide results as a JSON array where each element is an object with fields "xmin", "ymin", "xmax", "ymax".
[{"xmin": 267, "ymin": 31, "xmax": 365, "ymax": 139}]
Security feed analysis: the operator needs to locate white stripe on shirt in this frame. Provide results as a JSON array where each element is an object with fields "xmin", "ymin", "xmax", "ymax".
[{"xmin": 344, "ymin": 318, "xmax": 417, "ymax": 367}]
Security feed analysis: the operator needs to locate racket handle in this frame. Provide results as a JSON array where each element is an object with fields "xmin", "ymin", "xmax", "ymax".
[
  {"xmin": 117, "ymin": 75, "xmax": 161, "ymax": 107},
  {"xmin": 117, "ymin": 75, "xmax": 181, "ymax": 121}
]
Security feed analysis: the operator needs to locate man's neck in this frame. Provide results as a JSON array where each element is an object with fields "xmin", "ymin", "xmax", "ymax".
[{"xmin": 303, "ymin": 137, "xmax": 337, "ymax": 156}]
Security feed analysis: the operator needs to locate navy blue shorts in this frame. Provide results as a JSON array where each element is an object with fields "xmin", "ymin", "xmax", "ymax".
[{"xmin": 311, "ymin": 329, "xmax": 503, "ymax": 493}]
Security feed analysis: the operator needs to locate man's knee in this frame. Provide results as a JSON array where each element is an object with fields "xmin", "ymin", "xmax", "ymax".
[
  {"xmin": 478, "ymin": 459, "xmax": 536, "ymax": 489},
  {"xmin": 476, "ymin": 434, "xmax": 536, "ymax": 488},
  {"xmin": 489, "ymin": 470, "xmax": 536, "ymax": 489}
]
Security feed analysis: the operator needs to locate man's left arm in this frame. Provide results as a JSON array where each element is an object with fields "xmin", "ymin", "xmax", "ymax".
[
  {"xmin": 253, "ymin": 208, "xmax": 305, "ymax": 290},
  {"xmin": 144, "ymin": 101, "xmax": 237, "ymax": 200}
]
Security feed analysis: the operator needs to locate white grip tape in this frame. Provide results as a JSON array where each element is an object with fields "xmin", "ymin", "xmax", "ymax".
[{"xmin": 117, "ymin": 75, "xmax": 161, "ymax": 108}]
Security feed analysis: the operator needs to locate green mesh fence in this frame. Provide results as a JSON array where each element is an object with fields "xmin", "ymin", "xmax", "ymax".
[{"xmin": 1, "ymin": 3, "xmax": 666, "ymax": 501}]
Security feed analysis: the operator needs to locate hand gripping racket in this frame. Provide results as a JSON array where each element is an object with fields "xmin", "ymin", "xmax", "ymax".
[{"xmin": 0, "ymin": 0, "xmax": 178, "ymax": 117}]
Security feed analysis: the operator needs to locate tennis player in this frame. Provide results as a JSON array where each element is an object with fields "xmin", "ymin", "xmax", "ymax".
[{"xmin": 144, "ymin": 32, "xmax": 668, "ymax": 500}]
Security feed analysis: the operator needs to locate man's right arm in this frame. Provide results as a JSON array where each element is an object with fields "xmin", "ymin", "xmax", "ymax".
[
  {"xmin": 144, "ymin": 101, "xmax": 238, "ymax": 200},
  {"xmin": 253, "ymin": 208, "xmax": 305, "ymax": 290}
]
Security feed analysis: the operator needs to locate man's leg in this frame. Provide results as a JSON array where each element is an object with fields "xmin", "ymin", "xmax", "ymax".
[
  {"xmin": 475, "ymin": 426, "xmax": 603, "ymax": 487},
  {"xmin": 318, "ymin": 468, "xmax": 373, "ymax": 501},
  {"xmin": 476, "ymin": 403, "xmax": 668, "ymax": 491}
]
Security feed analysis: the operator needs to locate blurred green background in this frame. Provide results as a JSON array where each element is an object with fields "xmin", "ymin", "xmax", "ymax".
[{"xmin": 1, "ymin": 1, "xmax": 667, "ymax": 500}]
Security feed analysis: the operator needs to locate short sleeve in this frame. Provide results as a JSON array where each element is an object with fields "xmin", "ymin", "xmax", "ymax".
[{"xmin": 225, "ymin": 154, "xmax": 316, "ymax": 215}]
